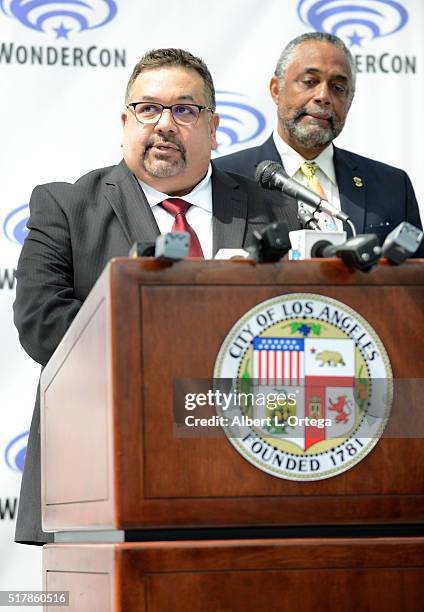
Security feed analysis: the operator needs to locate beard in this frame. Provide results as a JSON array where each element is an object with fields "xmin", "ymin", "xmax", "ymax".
[
  {"xmin": 141, "ymin": 135, "xmax": 187, "ymax": 177},
  {"xmin": 281, "ymin": 106, "xmax": 345, "ymax": 149}
]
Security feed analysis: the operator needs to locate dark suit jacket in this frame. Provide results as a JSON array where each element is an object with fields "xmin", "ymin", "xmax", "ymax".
[
  {"xmin": 13, "ymin": 159, "xmax": 300, "ymax": 544},
  {"xmin": 214, "ymin": 135, "xmax": 423, "ymax": 249}
]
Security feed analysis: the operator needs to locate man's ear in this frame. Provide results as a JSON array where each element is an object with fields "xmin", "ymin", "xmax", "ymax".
[
  {"xmin": 121, "ymin": 111, "xmax": 128, "ymax": 128},
  {"xmin": 210, "ymin": 113, "xmax": 220, "ymax": 151},
  {"xmin": 269, "ymin": 76, "xmax": 280, "ymax": 105}
]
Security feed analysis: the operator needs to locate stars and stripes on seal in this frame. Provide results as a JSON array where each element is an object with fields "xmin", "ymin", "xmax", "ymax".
[{"xmin": 253, "ymin": 337, "xmax": 304, "ymax": 385}]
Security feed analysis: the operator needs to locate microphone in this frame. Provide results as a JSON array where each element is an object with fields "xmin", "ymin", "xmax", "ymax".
[
  {"xmin": 255, "ymin": 160, "xmax": 351, "ymax": 225},
  {"xmin": 310, "ymin": 240, "xmax": 338, "ymax": 258},
  {"xmin": 289, "ymin": 228, "xmax": 381, "ymax": 271},
  {"xmin": 297, "ymin": 203, "xmax": 321, "ymax": 231},
  {"xmin": 289, "ymin": 229, "xmax": 346, "ymax": 260},
  {"xmin": 129, "ymin": 240, "xmax": 155, "ymax": 257},
  {"xmin": 312, "ymin": 234, "xmax": 382, "ymax": 272},
  {"xmin": 129, "ymin": 232, "xmax": 190, "ymax": 262},
  {"xmin": 333, "ymin": 234, "xmax": 382, "ymax": 271},
  {"xmin": 382, "ymin": 221, "xmax": 423, "ymax": 264},
  {"xmin": 249, "ymin": 221, "xmax": 291, "ymax": 263},
  {"xmin": 155, "ymin": 232, "xmax": 190, "ymax": 261}
]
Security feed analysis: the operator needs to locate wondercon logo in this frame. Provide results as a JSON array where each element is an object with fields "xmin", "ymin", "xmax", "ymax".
[
  {"xmin": 3, "ymin": 203, "xmax": 29, "ymax": 245},
  {"xmin": 0, "ymin": 0, "xmax": 117, "ymax": 39},
  {"xmin": 4, "ymin": 431, "xmax": 28, "ymax": 473},
  {"xmin": 297, "ymin": 0, "xmax": 408, "ymax": 47},
  {"xmin": 214, "ymin": 91, "xmax": 266, "ymax": 156}
]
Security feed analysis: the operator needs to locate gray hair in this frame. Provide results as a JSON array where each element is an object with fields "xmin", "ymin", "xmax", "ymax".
[{"xmin": 275, "ymin": 32, "xmax": 356, "ymax": 99}]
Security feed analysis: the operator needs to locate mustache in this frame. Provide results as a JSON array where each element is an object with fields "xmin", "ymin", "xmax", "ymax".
[
  {"xmin": 144, "ymin": 135, "xmax": 186, "ymax": 154},
  {"xmin": 294, "ymin": 107, "xmax": 336, "ymax": 124}
]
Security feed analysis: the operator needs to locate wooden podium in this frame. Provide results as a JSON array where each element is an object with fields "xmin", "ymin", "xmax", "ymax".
[{"xmin": 41, "ymin": 258, "xmax": 424, "ymax": 611}]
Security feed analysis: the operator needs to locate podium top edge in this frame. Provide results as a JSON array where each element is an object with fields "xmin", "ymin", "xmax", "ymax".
[{"xmin": 104, "ymin": 257, "xmax": 424, "ymax": 286}]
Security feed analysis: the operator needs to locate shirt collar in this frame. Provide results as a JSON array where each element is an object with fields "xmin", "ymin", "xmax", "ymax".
[
  {"xmin": 136, "ymin": 163, "xmax": 213, "ymax": 212},
  {"xmin": 272, "ymin": 128, "xmax": 337, "ymax": 184}
]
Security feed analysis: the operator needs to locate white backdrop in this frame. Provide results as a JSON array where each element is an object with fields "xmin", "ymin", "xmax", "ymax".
[{"xmin": 1, "ymin": 0, "xmax": 423, "ymax": 603}]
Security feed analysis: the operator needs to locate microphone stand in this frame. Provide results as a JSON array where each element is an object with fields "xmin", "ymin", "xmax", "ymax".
[{"xmin": 297, "ymin": 203, "xmax": 321, "ymax": 231}]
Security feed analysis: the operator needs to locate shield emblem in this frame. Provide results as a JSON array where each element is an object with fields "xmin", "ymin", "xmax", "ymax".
[{"xmin": 252, "ymin": 337, "xmax": 356, "ymax": 451}]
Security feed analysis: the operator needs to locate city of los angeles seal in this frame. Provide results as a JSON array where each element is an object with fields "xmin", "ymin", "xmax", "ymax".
[{"xmin": 213, "ymin": 294, "xmax": 392, "ymax": 481}]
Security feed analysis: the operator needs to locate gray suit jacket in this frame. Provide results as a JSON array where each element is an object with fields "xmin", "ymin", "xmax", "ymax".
[{"xmin": 13, "ymin": 160, "xmax": 300, "ymax": 544}]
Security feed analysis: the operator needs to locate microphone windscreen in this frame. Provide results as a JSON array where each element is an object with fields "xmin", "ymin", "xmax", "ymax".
[{"xmin": 254, "ymin": 160, "xmax": 282, "ymax": 187}]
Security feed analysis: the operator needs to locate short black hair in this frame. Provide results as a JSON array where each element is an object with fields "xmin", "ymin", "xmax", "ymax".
[{"xmin": 125, "ymin": 48, "xmax": 216, "ymax": 110}]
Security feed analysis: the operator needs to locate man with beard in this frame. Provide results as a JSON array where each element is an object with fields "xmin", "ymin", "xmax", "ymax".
[
  {"xmin": 13, "ymin": 48, "xmax": 299, "ymax": 545},
  {"xmin": 214, "ymin": 32, "xmax": 422, "ymax": 239}
]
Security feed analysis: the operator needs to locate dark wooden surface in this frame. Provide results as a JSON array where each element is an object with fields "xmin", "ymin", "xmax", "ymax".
[
  {"xmin": 43, "ymin": 537, "xmax": 424, "ymax": 611},
  {"xmin": 40, "ymin": 259, "xmax": 424, "ymax": 530}
]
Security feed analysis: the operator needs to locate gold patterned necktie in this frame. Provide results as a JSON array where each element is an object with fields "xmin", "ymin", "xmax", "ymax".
[{"xmin": 300, "ymin": 161, "xmax": 337, "ymax": 231}]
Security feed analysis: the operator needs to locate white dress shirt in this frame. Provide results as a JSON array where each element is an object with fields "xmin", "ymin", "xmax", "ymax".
[
  {"xmin": 272, "ymin": 128, "xmax": 343, "ymax": 231},
  {"xmin": 137, "ymin": 164, "xmax": 213, "ymax": 259}
]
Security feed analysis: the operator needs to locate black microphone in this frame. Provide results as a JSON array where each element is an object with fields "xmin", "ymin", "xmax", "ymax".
[
  {"xmin": 311, "ymin": 234, "xmax": 382, "ymax": 272},
  {"xmin": 129, "ymin": 232, "xmax": 190, "ymax": 261},
  {"xmin": 248, "ymin": 221, "xmax": 291, "ymax": 263},
  {"xmin": 382, "ymin": 221, "xmax": 424, "ymax": 264},
  {"xmin": 310, "ymin": 240, "xmax": 338, "ymax": 258},
  {"xmin": 255, "ymin": 160, "xmax": 351, "ymax": 224}
]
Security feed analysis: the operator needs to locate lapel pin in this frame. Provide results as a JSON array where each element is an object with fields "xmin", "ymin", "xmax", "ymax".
[{"xmin": 353, "ymin": 176, "xmax": 363, "ymax": 188}]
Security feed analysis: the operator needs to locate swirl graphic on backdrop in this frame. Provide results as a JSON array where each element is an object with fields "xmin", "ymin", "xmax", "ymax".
[
  {"xmin": 0, "ymin": 0, "xmax": 117, "ymax": 39},
  {"xmin": 214, "ymin": 91, "xmax": 266, "ymax": 156},
  {"xmin": 3, "ymin": 203, "xmax": 29, "ymax": 245},
  {"xmin": 5, "ymin": 431, "xmax": 28, "ymax": 473},
  {"xmin": 297, "ymin": 0, "xmax": 408, "ymax": 47}
]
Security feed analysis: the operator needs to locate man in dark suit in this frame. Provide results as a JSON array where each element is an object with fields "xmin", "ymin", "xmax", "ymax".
[
  {"xmin": 13, "ymin": 48, "xmax": 299, "ymax": 545},
  {"xmin": 214, "ymin": 32, "xmax": 422, "ymax": 243}
]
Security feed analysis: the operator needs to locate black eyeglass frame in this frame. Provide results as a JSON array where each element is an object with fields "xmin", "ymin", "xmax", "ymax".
[{"xmin": 126, "ymin": 102, "xmax": 215, "ymax": 125}]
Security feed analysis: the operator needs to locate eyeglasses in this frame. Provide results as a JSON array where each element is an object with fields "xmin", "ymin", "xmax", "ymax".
[{"xmin": 126, "ymin": 102, "xmax": 214, "ymax": 126}]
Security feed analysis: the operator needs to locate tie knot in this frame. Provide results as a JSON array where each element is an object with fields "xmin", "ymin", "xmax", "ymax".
[
  {"xmin": 160, "ymin": 197, "xmax": 191, "ymax": 218},
  {"xmin": 300, "ymin": 161, "xmax": 317, "ymax": 179}
]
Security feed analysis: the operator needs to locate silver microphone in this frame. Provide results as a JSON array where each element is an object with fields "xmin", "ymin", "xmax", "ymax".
[{"xmin": 255, "ymin": 160, "xmax": 351, "ymax": 224}]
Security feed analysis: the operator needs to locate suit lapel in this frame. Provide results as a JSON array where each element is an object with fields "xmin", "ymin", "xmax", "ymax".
[
  {"xmin": 104, "ymin": 160, "xmax": 160, "ymax": 246},
  {"xmin": 334, "ymin": 147, "xmax": 367, "ymax": 234},
  {"xmin": 257, "ymin": 135, "xmax": 281, "ymax": 167},
  {"xmin": 211, "ymin": 165, "xmax": 247, "ymax": 254}
]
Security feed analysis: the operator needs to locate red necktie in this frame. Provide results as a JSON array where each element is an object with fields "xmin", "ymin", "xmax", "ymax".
[{"xmin": 159, "ymin": 198, "xmax": 204, "ymax": 258}]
